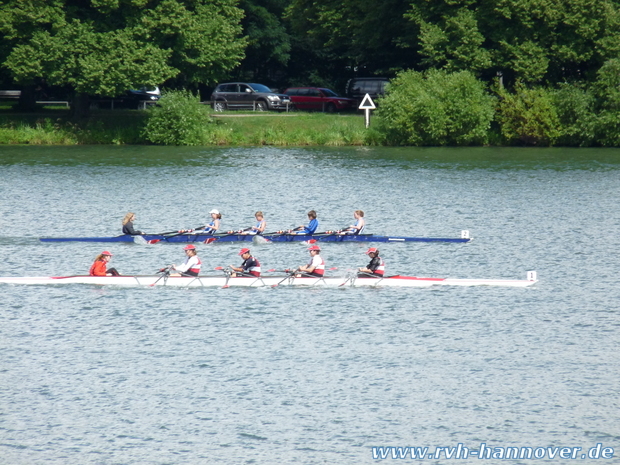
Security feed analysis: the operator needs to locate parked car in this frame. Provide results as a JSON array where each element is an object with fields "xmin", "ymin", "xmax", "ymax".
[
  {"xmin": 126, "ymin": 86, "xmax": 161, "ymax": 107},
  {"xmin": 283, "ymin": 87, "xmax": 357, "ymax": 112},
  {"xmin": 346, "ymin": 77, "xmax": 389, "ymax": 102},
  {"xmin": 210, "ymin": 82, "xmax": 292, "ymax": 111},
  {"xmin": 90, "ymin": 86, "xmax": 161, "ymax": 109}
]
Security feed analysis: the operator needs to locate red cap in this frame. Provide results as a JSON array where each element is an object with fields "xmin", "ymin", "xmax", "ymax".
[
  {"xmin": 365, "ymin": 247, "xmax": 378, "ymax": 254},
  {"xmin": 183, "ymin": 244, "xmax": 196, "ymax": 250},
  {"xmin": 102, "ymin": 251, "xmax": 113, "ymax": 256},
  {"xmin": 238, "ymin": 248, "xmax": 250, "ymax": 255},
  {"xmin": 307, "ymin": 245, "xmax": 321, "ymax": 251}
]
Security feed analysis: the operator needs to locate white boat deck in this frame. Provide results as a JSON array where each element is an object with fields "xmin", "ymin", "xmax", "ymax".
[{"xmin": 0, "ymin": 272, "xmax": 538, "ymax": 288}]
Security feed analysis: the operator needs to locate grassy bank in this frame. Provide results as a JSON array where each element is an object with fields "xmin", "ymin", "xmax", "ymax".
[{"xmin": 0, "ymin": 105, "xmax": 374, "ymax": 146}]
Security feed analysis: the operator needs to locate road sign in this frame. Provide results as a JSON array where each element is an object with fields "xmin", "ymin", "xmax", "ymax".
[{"xmin": 358, "ymin": 93, "xmax": 376, "ymax": 128}]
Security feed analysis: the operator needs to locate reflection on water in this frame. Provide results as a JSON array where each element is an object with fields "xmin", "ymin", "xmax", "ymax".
[{"xmin": 1, "ymin": 146, "xmax": 619, "ymax": 464}]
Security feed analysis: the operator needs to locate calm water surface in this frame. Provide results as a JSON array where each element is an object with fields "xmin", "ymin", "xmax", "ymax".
[{"xmin": 1, "ymin": 146, "xmax": 619, "ymax": 464}]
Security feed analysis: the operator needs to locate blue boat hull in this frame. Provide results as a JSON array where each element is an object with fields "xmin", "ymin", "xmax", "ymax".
[{"xmin": 40, "ymin": 233, "xmax": 472, "ymax": 244}]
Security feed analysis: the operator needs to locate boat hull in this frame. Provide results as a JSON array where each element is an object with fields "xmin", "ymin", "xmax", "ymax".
[
  {"xmin": 0, "ymin": 273, "xmax": 537, "ymax": 288},
  {"xmin": 39, "ymin": 232, "xmax": 472, "ymax": 244}
]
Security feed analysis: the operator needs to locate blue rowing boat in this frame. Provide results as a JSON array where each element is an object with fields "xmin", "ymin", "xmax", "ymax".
[{"xmin": 40, "ymin": 231, "xmax": 472, "ymax": 244}]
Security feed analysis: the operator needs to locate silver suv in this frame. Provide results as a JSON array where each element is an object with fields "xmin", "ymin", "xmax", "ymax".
[{"xmin": 210, "ymin": 82, "xmax": 292, "ymax": 111}]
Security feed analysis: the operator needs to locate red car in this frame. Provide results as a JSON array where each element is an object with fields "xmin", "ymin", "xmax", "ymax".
[{"xmin": 283, "ymin": 87, "xmax": 357, "ymax": 112}]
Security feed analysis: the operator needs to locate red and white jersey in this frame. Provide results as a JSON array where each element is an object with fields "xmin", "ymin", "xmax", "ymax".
[
  {"xmin": 176, "ymin": 255, "xmax": 202, "ymax": 275},
  {"xmin": 308, "ymin": 254, "xmax": 325, "ymax": 276}
]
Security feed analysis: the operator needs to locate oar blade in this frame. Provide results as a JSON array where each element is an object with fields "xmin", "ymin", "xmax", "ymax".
[{"xmin": 252, "ymin": 235, "xmax": 271, "ymax": 245}]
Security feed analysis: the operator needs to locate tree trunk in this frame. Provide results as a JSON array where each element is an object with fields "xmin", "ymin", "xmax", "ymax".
[
  {"xmin": 17, "ymin": 85, "xmax": 37, "ymax": 111},
  {"xmin": 71, "ymin": 92, "xmax": 91, "ymax": 119}
]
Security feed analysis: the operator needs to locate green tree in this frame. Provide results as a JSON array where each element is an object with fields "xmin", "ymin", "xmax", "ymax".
[
  {"xmin": 375, "ymin": 69, "xmax": 496, "ymax": 146},
  {"xmin": 552, "ymin": 83, "xmax": 596, "ymax": 146},
  {"xmin": 236, "ymin": 0, "xmax": 291, "ymax": 84},
  {"xmin": 284, "ymin": 0, "xmax": 415, "ymax": 78},
  {"xmin": 591, "ymin": 59, "xmax": 620, "ymax": 146},
  {"xmin": 0, "ymin": 0, "xmax": 246, "ymax": 115},
  {"xmin": 496, "ymin": 82, "xmax": 561, "ymax": 145},
  {"xmin": 406, "ymin": 0, "xmax": 620, "ymax": 85}
]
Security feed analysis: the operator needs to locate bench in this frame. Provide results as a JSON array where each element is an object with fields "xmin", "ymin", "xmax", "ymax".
[
  {"xmin": 0, "ymin": 90, "xmax": 70, "ymax": 107},
  {"xmin": 0, "ymin": 90, "xmax": 21, "ymax": 100}
]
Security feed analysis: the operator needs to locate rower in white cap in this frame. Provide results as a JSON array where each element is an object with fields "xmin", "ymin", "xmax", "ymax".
[{"xmin": 199, "ymin": 209, "xmax": 221, "ymax": 234}]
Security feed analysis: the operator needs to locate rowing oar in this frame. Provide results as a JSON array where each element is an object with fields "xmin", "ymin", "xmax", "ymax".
[
  {"xmin": 339, "ymin": 270, "xmax": 377, "ymax": 287},
  {"xmin": 271, "ymin": 268, "xmax": 297, "ymax": 287},
  {"xmin": 270, "ymin": 267, "xmax": 338, "ymax": 288},
  {"xmin": 147, "ymin": 226, "xmax": 208, "ymax": 244},
  {"xmin": 150, "ymin": 266, "xmax": 172, "ymax": 286},
  {"xmin": 266, "ymin": 267, "xmax": 338, "ymax": 272}
]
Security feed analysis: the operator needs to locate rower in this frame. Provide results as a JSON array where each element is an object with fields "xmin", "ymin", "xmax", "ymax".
[
  {"xmin": 358, "ymin": 247, "xmax": 384, "ymax": 278},
  {"xmin": 297, "ymin": 244, "xmax": 325, "ymax": 277},
  {"xmin": 238, "ymin": 211, "xmax": 266, "ymax": 235},
  {"xmin": 339, "ymin": 210, "xmax": 365, "ymax": 235},
  {"xmin": 89, "ymin": 251, "xmax": 120, "ymax": 276},
  {"xmin": 200, "ymin": 209, "xmax": 221, "ymax": 234},
  {"xmin": 229, "ymin": 248, "xmax": 261, "ymax": 277},
  {"xmin": 122, "ymin": 212, "xmax": 146, "ymax": 235},
  {"xmin": 171, "ymin": 244, "xmax": 202, "ymax": 276},
  {"xmin": 288, "ymin": 210, "xmax": 319, "ymax": 235}
]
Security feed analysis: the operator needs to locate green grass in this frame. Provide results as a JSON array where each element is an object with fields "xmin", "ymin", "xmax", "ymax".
[
  {"xmin": 209, "ymin": 112, "xmax": 370, "ymax": 146},
  {"xmin": 0, "ymin": 105, "xmax": 376, "ymax": 146}
]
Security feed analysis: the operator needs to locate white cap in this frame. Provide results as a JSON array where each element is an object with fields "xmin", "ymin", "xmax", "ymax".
[{"xmin": 209, "ymin": 209, "xmax": 219, "ymax": 214}]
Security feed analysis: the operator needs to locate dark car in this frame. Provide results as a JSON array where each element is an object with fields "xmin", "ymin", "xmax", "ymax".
[
  {"xmin": 346, "ymin": 77, "xmax": 389, "ymax": 102},
  {"xmin": 283, "ymin": 87, "xmax": 357, "ymax": 112},
  {"xmin": 126, "ymin": 86, "xmax": 161, "ymax": 108},
  {"xmin": 91, "ymin": 86, "xmax": 160, "ymax": 110},
  {"xmin": 210, "ymin": 82, "xmax": 292, "ymax": 111}
]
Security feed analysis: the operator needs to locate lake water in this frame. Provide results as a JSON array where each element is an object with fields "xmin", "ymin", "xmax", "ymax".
[{"xmin": 1, "ymin": 145, "xmax": 619, "ymax": 464}]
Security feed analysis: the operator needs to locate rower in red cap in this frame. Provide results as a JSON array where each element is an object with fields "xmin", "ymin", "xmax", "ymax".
[
  {"xmin": 229, "ymin": 248, "xmax": 261, "ymax": 277},
  {"xmin": 297, "ymin": 244, "xmax": 325, "ymax": 277},
  {"xmin": 89, "ymin": 251, "xmax": 120, "ymax": 276},
  {"xmin": 358, "ymin": 247, "xmax": 384, "ymax": 277},
  {"xmin": 171, "ymin": 244, "xmax": 202, "ymax": 276}
]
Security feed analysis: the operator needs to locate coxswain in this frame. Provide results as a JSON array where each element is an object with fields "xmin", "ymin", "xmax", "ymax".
[
  {"xmin": 297, "ymin": 244, "xmax": 325, "ymax": 277},
  {"xmin": 358, "ymin": 247, "xmax": 384, "ymax": 277},
  {"xmin": 122, "ymin": 212, "xmax": 145, "ymax": 235},
  {"xmin": 199, "ymin": 209, "xmax": 221, "ymax": 234},
  {"xmin": 89, "ymin": 251, "xmax": 120, "ymax": 276},
  {"xmin": 339, "ymin": 210, "xmax": 365, "ymax": 235},
  {"xmin": 286, "ymin": 210, "xmax": 319, "ymax": 235},
  {"xmin": 238, "ymin": 211, "xmax": 267, "ymax": 235},
  {"xmin": 229, "ymin": 248, "xmax": 261, "ymax": 277},
  {"xmin": 171, "ymin": 244, "xmax": 202, "ymax": 276}
]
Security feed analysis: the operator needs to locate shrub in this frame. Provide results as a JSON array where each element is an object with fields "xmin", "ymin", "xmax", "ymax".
[
  {"xmin": 375, "ymin": 69, "xmax": 495, "ymax": 146},
  {"xmin": 496, "ymin": 82, "xmax": 561, "ymax": 146},
  {"xmin": 142, "ymin": 90, "xmax": 213, "ymax": 145},
  {"xmin": 551, "ymin": 83, "xmax": 596, "ymax": 147},
  {"xmin": 591, "ymin": 59, "xmax": 620, "ymax": 146}
]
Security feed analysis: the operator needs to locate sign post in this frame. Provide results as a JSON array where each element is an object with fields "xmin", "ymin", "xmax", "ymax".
[{"xmin": 359, "ymin": 93, "xmax": 376, "ymax": 128}]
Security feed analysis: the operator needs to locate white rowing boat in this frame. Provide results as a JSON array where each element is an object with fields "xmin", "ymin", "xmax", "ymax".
[{"xmin": 0, "ymin": 272, "xmax": 537, "ymax": 288}]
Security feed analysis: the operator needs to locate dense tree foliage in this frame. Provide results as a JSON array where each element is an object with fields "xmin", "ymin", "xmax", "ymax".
[
  {"xmin": 236, "ymin": 0, "xmax": 291, "ymax": 84},
  {"xmin": 0, "ymin": 0, "xmax": 246, "ymax": 113},
  {"xmin": 375, "ymin": 69, "xmax": 495, "ymax": 146},
  {"xmin": 3, "ymin": 0, "xmax": 620, "ymax": 145},
  {"xmin": 408, "ymin": 0, "xmax": 620, "ymax": 85}
]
